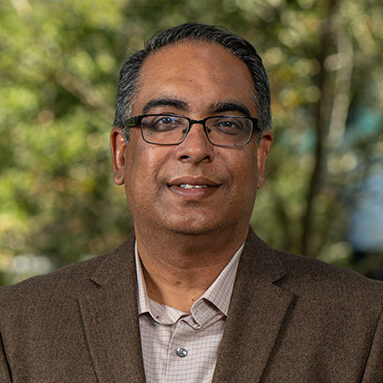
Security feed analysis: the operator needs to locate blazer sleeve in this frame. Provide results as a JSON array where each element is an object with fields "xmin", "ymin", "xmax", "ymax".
[
  {"xmin": 0, "ymin": 331, "xmax": 12, "ymax": 383},
  {"xmin": 362, "ymin": 306, "xmax": 383, "ymax": 383}
]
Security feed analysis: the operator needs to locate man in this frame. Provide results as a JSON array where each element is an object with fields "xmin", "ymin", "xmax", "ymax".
[{"xmin": 1, "ymin": 23, "xmax": 382, "ymax": 382}]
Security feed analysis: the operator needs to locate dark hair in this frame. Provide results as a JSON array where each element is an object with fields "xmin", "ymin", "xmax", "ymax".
[{"xmin": 114, "ymin": 23, "xmax": 271, "ymax": 139}]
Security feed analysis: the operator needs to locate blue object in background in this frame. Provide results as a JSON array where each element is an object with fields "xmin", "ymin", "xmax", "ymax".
[{"xmin": 348, "ymin": 173, "xmax": 383, "ymax": 252}]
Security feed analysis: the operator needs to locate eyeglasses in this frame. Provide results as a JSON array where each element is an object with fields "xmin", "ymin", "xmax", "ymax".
[{"xmin": 124, "ymin": 114, "xmax": 262, "ymax": 147}]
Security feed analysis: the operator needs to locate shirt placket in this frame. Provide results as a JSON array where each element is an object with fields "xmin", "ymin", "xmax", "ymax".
[{"xmin": 165, "ymin": 316, "xmax": 197, "ymax": 382}]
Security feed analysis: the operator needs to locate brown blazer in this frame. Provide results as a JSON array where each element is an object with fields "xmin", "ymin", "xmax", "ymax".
[{"xmin": 1, "ymin": 228, "xmax": 383, "ymax": 382}]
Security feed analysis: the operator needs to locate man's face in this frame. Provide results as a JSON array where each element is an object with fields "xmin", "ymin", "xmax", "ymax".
[{"xmin": 111, "ymin": 42, "xmax": 272, "ymax": 237}]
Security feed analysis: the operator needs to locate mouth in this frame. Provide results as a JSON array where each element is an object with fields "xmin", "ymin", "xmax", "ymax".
[
  {"xmin": 179, "ymin": 184, "xmax": 209, "ymax": 189},
  {"xmin": 167, "ymin": 177, "xmax": 221, "ymax": 199}
]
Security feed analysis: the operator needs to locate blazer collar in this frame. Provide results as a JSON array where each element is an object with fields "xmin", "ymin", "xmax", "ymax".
[
  {"xmin": 78, "ymin": 228, "xmax": 294, "ymax": 383},
  {"xmin": 78, "ymin": 234, "xmax": 146, "ymax": 383},
  {"xmin": 213, "ymin": 228, "xmax": 295, "ymax": 382}
]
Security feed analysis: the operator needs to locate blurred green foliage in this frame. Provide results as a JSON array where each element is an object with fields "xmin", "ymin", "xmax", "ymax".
[{"xmin": 1, "ymin": 0, "xmax": 383, "ymax": 285}]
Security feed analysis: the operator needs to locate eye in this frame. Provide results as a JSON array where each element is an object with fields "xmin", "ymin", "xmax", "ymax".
[
  {"xmin": 219, "ymin": 120, "xmax": 238, "ymax": 128},
  {"xmin": 211, "ymin": 117, "xmax": 245, "ymax": 135},
  {"xmin": 157, "ymin": 116, "xmax": 176, "ymax": 124},
  {"xmin": 149, "ymin": 115, "xmax": 184, "ymax": 131}
]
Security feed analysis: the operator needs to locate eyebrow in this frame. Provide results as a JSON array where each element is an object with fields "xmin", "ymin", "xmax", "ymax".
[
  {"xmin": 209, "ymin": 102, "xmax": 251, "ymax": 117},
  {"xmin": 142, "ymin": 98, "xmax": 252, "ymax": 117},
  {"xmin": 142, "ymin": 98, "xmax": 189, "ymax": 114}
]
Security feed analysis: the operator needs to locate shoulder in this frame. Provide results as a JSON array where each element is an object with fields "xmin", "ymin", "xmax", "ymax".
[
  {"xmin": 0, "ymin": 255, "xmax": 105, "ymax": 329},
  {"xmin": 0, "ymin": 236, "xmax": 135, "ymax": 315},
  {"xmin": 277, "ymin": 249, "xmax": 383, "ymax": 303},
  {"xmin": 231, "ymin": 229, "xmax": 383, "ymax": 381},
  {"xmin": 240, "ymin": 229, "xmax": 383, "ymax": 347},
  {"xmin": 0, "ymin": 253, "xmax": 104, "ymax": 302},
  {"xmin": 244, "ymin": 228, "xmax": 383, "ymax": 304}
]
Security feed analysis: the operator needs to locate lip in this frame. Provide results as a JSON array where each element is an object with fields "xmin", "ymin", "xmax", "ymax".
[
  {"xmin": 167, "ymin": 176, "xmax": 221, "ymax": 200},
  {"xmin": 169, "ymin": 176, "xmax": 220, "ymax": 187}
]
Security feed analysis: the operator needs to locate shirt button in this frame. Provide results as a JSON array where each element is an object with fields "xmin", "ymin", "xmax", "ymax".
[{"xmin": 176, "ymin": 347, "xmax": 188, "ymax": 358}]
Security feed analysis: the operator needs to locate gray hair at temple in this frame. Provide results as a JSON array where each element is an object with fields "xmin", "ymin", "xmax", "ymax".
[{"xmin": 114, "ymin": 23, "xmax": 272, "ymax": 140}]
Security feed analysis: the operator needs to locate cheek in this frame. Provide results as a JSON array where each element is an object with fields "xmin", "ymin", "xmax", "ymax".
[
  {"xmin": 230, "ymin": 148, "xmax": 259, "ymax": 183},
  {"xmin": 240, "ymin": 163, "xmax": 259, "ymax": 207},
  {"xmin": 124, "ymin": 143, "xmax": 169, "ymax": 197},
  {"xmin": 220, "ymin": 151, "xmax": 258, "ymax": 209}
]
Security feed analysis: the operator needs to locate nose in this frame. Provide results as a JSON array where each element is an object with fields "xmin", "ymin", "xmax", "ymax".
[{"xmin": 175, "ymin": 122, "xmax": 215, "ymax": 164}]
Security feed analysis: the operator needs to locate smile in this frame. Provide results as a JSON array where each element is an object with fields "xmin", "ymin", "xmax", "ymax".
[
  {"xmin": 179, "ymin": 184, "xmax": 209, "ymax": 189},
  {"xmin": 167, "ymin": 177, "xmax": 221, "ymax": 200}
]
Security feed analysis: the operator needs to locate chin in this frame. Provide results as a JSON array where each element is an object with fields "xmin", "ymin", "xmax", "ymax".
[
  {"xmin": 165, "ymin": 217, "xmax": 229, "ymax": 236},
  {"xmin": 171, "ymin": 226, "xmax": 218, "ymax": 236}
]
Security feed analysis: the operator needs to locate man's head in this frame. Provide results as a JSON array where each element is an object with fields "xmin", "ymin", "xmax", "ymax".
[
  {"xmin": 111, "ymin": 23, "xmax": 272, "ymax": 245},
  {"xmin": 113, "ymin": 23, "xmax": 271, "ymax": 139}
]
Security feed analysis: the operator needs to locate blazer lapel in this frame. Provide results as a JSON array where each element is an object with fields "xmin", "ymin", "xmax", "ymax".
[
  {"xmin": 213, "ymin": 229, "xmax": 296, "ymax": 383},
  {"xmin": 78, "ymin": 235, "xmax": 146, "ymax": 383}
]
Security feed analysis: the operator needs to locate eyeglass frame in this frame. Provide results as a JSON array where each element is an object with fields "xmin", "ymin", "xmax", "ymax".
[{"xmin": 123, "ymin": 114, "xmax": 263, "ymax": 147}]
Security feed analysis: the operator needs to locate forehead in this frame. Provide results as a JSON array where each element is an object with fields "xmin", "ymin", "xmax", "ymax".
[{"xmin": 133, "ymin": 41, "xmax": 256, "ymax": 115}]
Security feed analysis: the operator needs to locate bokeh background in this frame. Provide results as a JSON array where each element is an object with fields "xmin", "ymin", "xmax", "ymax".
[{"xmin": 1, "ymin": 0, "xmax": 383, "ymax": 285}]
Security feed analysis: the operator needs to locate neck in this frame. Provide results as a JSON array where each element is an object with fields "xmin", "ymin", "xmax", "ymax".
[{"xmin": 135, "ymin": 225, "xmax": 248, "ymax": 313}]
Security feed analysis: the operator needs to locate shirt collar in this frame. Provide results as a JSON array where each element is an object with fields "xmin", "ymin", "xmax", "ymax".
[
  {"xmin": 200, "ymin": 244, "xmax": 243, "ymax": 316},
  {"xmin": 135, "ymin": 242, "xmax": 152, "ymax": 316},
  {"xmin": 135, "ymin": 242, "xmax": 243, "ymax": 318}
]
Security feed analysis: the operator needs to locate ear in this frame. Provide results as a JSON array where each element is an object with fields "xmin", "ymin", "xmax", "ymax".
[
  {"xmin": 256, "ymin": 131, "xmax": 273, "ymax": 189},
  {"xmin": 110, "ymin": 127, "xmax": 127, "ymax": 185}
]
